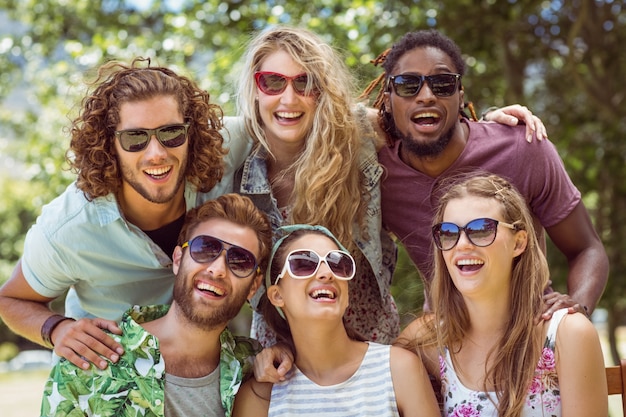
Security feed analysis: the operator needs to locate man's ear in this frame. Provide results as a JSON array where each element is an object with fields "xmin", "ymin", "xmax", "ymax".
[
  {"xmin": 247, "ymin": 271, "xmax": 263, "ymax": 300},
  {"xmin": 172, "ymin": 246, "xmax": 183, "ymax": 275},
  {"xmin": 383, "ymin": 91, "xmax": 392, "ymax": 113},
  {"xmin": 459, "ymin": 88, "xmax": 465, "ymax": 112},
  {"xmin": 266, "ymin": 285, "xmax": 285, "ymax": 308},
  {"xmin": 513, "ymin": 230, "xmax": 528, "ymax": 258}
]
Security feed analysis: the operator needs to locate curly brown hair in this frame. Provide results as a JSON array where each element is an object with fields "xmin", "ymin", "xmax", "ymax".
[{"xmin": 67, "ymin": 57, "xmax": 226, "ymax": 200}]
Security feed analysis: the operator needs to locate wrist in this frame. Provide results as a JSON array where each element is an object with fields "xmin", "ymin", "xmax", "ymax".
[{"xmin": 41, "ymin": 314, "xmax": 74, "ymax": 349}]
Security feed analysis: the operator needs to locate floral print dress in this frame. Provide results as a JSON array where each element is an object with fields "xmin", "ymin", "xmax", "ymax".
[{"xmin": 440, "ymin": 308, "xmax": 567, "ymax": 417}]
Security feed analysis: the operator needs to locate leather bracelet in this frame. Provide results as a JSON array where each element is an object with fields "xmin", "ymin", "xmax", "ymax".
[{"xmin": 41, "ymin": 314, "xmax": 74, "ymax": 349}]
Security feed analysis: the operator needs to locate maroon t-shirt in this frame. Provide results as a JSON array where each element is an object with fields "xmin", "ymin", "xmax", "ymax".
[{"xmin": 378, "ymin": 120, "xmax": 580, "ymax": 285}]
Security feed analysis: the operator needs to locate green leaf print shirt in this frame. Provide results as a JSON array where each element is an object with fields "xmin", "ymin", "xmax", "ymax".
[{"xmin": 40, "ymin": 305, "xmax": 260, "ymax": 417}]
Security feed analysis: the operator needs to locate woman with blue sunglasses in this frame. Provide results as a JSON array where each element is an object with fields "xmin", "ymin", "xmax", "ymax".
[
  {"xmin": 232, "ymin": 224, "xmax": 440, "ymax": 417},
  {"xmin": 397, "ymin": 174, "xmax": 607, "ymax": 416}
]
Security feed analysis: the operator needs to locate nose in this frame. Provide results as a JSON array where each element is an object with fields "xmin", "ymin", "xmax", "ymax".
[
  {"xmin": 456, "ymin": 229, "xmax": 474, "ymax": 248},
  {"xmin": 280, "ymin": 83, "xmax": 299, "ymax": 104},
  {"xmin": 315, "ymin": 260, "xmax": 334, "ymax": 281},
  {"xmin": 206, "ymin": 249, "xmax": 228, "ymax": 277},
  {"xmin": 143, "ymin": 134, "xmax": 169, "ymax": 160},
  {"xmin": 415, "ymin": 81, "xmax": 436, "ymax": 104}
]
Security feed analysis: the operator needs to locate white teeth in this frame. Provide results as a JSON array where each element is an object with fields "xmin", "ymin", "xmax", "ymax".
[
  {"xmin": 145, "ymin": 166, "xmax": 171, "ymax": 176},
  {"xmin": 197, "ymin": 282, "xmax": 224, "ymax": 296},
  {"xmin": 415, "ymin": 112, "xmax": 439, "ymax": 119},
  {"xmin": 275, "ymin": 112, "xmax": 303, "ymax": 119},
  {"xmin": 310, "ymin": 289, "xmax": 335, "ymax": 299},
  {"xmin": 456, "ymin": 259, "xmax": 484, "ymax": 266}
]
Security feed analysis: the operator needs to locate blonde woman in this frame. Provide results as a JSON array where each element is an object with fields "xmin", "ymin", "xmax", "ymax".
[{"xmin": 229, "ymin": 26, "xmax": 399, "ymax": 345}]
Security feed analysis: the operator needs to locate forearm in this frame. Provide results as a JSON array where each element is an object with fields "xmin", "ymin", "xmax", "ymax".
[
  {"xmin": 566, "ymin": 245, "xmax": 609, "ymax": 314},
  {"xmin": 0, "ymin": 296, "xmax": 58, "ymax": 347}
]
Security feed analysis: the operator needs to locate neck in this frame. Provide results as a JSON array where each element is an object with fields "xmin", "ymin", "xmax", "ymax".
[
  {"xmin": 117, "ymin": 186, "xmax": 186, "ymax": 231},
  {"xmin": 463, "ymin": 294, "xmax": 509, "ymax": 338},
  {"xmin": 289, "ymin": 320, "xmax": 368, "ymax": 386},
  {"xmin": 141, "ymin": 303, "xmax": 225, "ymax": 378},
  {"xmin": 399, "ymin": 121, "xmax": 468, "ymax": 178}
]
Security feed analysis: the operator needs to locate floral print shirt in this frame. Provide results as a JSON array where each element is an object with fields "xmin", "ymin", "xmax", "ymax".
[
  {"xmin": 440, "ymin": 308, "xmax": 567, "ymax": 417},
  {"xmin": 40, "ymin": 305, "xmax": 260, "ymax": 417}
]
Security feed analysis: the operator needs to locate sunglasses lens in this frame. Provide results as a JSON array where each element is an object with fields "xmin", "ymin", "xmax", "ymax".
[
  {"xmin": 189, "ymin": 236, "xmax": 222, "ymax": 262},
  {"xmin": 326, "ymin": 251, "xmax": 354, "ymax": 279},
  {"xmin": 118, "ymin": 124, "xmax": 188, "ymax": 152},
  {"xmin": 287, "ymin": 250, "xmax": 320, "ymax": 277},
  {"xmin": 433, "ymin": 223, "xmax": 460, "ymax": 251},
  {"xmin": 158, "ymin": 125, "xmax": 188, "ymax": 148},
  {"xmin": 226, "ymin": 247, "xmax": 257, "ymax": 277},
  {"xmin": 257, "ymin": 73, "xmax": 287, "ymax": 95},
  {"xmin": 429, "ymin": 74, "xmax": 459, "ymax": 97},
  {"xmin": 292, "ymin": 75, "xmax": 311, "ymax": 95},
  {"xmin": 120, "ymin": 131, "xmax": 150, "ymax": 152},
  {"xmin": 392, "ymin": 75, "xmax": 422, "ymax": 97},
  {"xmin": 465, "ymin": 218, "xmax": 498, "ymax": 246}
]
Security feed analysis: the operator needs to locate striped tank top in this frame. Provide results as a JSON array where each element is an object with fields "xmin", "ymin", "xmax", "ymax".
[{"xmin": 268, "ymin": 342, "xmax": 399, "ymax": 416}]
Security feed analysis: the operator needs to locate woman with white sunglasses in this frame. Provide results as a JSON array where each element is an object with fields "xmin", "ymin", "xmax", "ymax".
[
  {"xmin": 397, "ymin": 174, "xmax": 607, "ymax": 416},
  {"xmin": 232, "ymin": 224, "xmax": 440, "ymax": 417}
]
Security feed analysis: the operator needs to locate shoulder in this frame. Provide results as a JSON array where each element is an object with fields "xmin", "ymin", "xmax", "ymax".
[
  {"xmin": 554, "ymin": 310, "xmax": 599, "ymax": 343},
  {"xmin": 35, "ymin": 182, "xmax": 119, "ymax": 233}
]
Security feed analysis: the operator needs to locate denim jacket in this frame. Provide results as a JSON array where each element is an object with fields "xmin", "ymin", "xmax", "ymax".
[{"xmin": 232, "ymin": 105, "xmax": 397, "ymax": 305}]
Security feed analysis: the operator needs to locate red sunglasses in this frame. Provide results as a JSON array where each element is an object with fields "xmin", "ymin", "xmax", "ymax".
[{"xmin": 254, "ymin": 71, "xmax": 316, "ymax": 96}]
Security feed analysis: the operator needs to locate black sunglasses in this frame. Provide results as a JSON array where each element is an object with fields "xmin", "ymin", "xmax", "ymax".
[
  {"xmin": 115, "ymin": 123, "xmax": 190, "ymax": 152},
  {"xmin": 388, "ymin": 73, "xmax": 461, "ymax": 98},
  {"xmin": 432, "ymin": 218, "xmax": 517, "ymax": 251},
  {"xmin": 181, "ymin": 235, "xmax": 259, "ymax": 278},
  {"xmin": 254, "ymin": 71, "xmax": 316, "ymax": 96}
]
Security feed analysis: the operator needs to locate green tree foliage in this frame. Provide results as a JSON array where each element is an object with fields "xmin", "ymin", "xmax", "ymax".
[{"xmin": 0, "ymin": 0, "xmax": 624, "ymax": 362}]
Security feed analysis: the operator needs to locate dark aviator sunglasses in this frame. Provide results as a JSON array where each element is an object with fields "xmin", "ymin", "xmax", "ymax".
[{"xmin": 181, "ymin": 235, "xmax": 260, "ymax": 278}]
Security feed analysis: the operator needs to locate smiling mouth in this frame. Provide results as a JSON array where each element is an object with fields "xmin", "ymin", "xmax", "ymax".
[
  {"xmin": 456, "ymin": 258, "xmax": 484, "ymax": 272},
  {"xmin": 411, "ymin": 112, "xmax": 440, "ymax": 125},
  {"xmin": 275, "ymin": 111, "xmax": 304, "ymax": 121},
  {"xmin": 144, "ymin": 166, "xmax": 172, "ymax": 180},
  {"xmin": 196, "ymin": 282, "xmax": 225, "ymax": 297},
  {"xmin": 309, "ymin": 289, "xmax": 336, "ymax": 300}
]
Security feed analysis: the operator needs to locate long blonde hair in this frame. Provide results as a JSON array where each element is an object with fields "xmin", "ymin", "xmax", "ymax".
[
  {"xmin": 431, "ymin": 174, "xmax": 549, "ymax": 417},
  {"xmin": 236, "ymin": 26, "xmax": 366, "ymax": 251}
]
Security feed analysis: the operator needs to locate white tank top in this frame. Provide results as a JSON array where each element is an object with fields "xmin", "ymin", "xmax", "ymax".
[{"xmin": 268, "ymin": 342, "xmax": 399, "ymax": 416}]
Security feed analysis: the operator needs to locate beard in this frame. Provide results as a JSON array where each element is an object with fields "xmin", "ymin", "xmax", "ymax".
[
  {"xmin": 119, "ymin": 155, "xmax": 188, "ymax": 204},
  {"xmin": 391, "ymin": 122, "xmax": 456, "ymax": 158},
  {"xmin": 172, "ymin": 271, "xmax": 252, "ymax": 331}
]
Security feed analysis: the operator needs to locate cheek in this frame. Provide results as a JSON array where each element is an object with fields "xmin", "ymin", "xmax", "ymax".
[{"xmin": 257, "ymin": 95, "xmax": 276, "ymax": 117}]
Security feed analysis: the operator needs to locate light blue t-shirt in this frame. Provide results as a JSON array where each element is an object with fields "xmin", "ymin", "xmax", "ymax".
[{"xmin": 22, "ymin": 121, "xmax": 250, "ymax": 322}]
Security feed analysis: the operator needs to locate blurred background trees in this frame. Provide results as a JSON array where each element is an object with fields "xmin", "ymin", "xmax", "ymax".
[{"xmin": 0, "ymin": 0, "xmax": 624, "ymax": 363}]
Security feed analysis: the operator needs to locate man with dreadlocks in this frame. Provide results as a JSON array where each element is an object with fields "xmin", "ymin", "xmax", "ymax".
[{"xmin": 369, "ymin": 29, "xmax": 607, "ymax": 320}]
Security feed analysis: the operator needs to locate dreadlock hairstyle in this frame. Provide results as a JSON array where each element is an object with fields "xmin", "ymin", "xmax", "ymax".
[
  {"xmin": 430, "ymin": 174, "xmax": 549, "ymax": 417},
  {"xmin": 359, "ymin": 29, "xmax": 478, "ymax": 146},
  {"xmin": 68, "ymin": 57, "xmax": 226, "ymax": 200},
  {"xmin": 236, "ymin": 26, "xmax": 367, "ymax": 252}
]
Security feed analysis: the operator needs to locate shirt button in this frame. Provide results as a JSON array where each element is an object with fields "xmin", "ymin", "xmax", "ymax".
[
  {"xmin": 155, "ymin": 399, "xmax": 162, "ymax": 406},
  {"xmin": 148, "ymin": 339, "xmax": 155, "ymax": 347}
]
